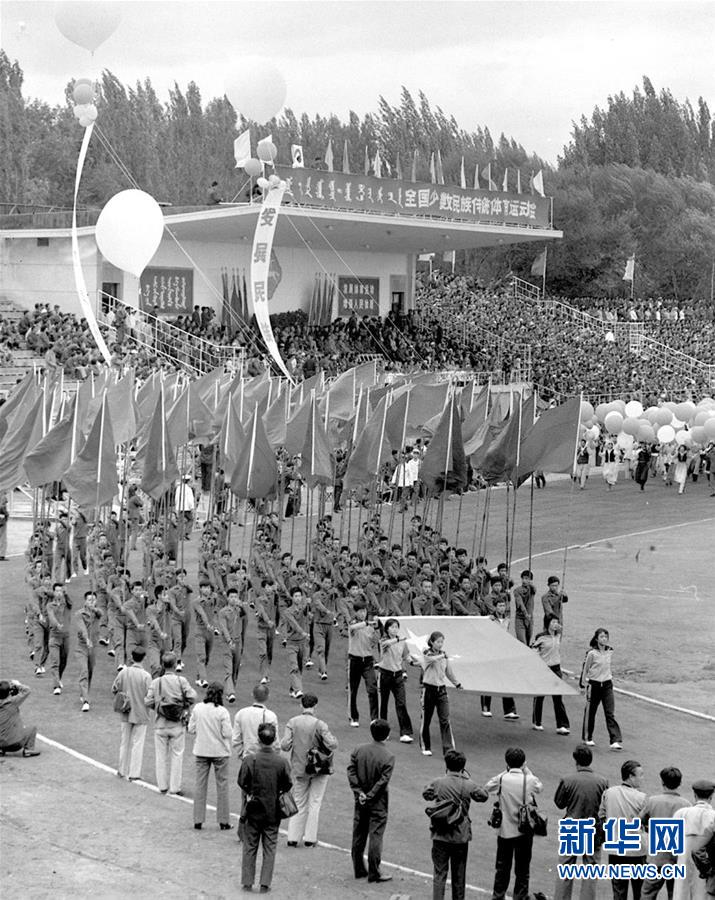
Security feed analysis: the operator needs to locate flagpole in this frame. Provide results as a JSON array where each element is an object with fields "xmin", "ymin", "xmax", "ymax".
[
  {"xmin": 631, "ymin": 257, "xmax": 635, "ymax": 301},
  {"xmin": 542, "ymin": 246, "xmax": 547, "ymax": 300}
]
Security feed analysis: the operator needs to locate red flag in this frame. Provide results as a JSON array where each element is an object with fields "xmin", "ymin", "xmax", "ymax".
[
  {"xmin": 284, "ymin": 393, "xmax": 311, "ymax": 455},
  {"xmin": 477, "ymin": 394, "xmax": 526, "ymax": 484},
  {"xmin": 106, "ymin": 369, "xmax": 137, "ymax": 445},
  {"xmin": 230, "ymin": 407, "xmax": 278, "ymax": 499},
  {"xmin": 64, "ymin": 392, "xmax": 117, "ymax": 508},
  {"xmin": 301, "ymin": 393, "xmax": 334, "ymax": 487},
  {"xmin": 218, "ymin": 394, "xmax": 245, "ymax": 481},
  {"xmin": 420, "ymin": 396, "xmax": 467, "ymax": 494},
  {"xmin": 140, "ymin": 385, "xmax": 179, "ymax": 500},
  {"xmin": 0, "ymin": 371, "xmax": 38, "ymax": 444},
  {"xmin": 25, "ymin": 395, "xmax": 82, "ymax": 488},
  {"xmin": 517, "ymin": 397, "xmax": 581, "ymax": 484},
  {"xmin": 343, "ymin": 396, "xmax": 391, "ymax": 492},
  {"xmin": 0, "ymin": 392, "xmax": 45, "ymax": 492}
]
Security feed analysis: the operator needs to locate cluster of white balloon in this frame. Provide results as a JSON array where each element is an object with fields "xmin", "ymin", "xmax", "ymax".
[
  {"xmin": 72, "ymin": 78, "xmax": 98, "ymax": 127},
  {"xmin": 579, "ymin": 398, "xmax": 715, "ymax": 451}
]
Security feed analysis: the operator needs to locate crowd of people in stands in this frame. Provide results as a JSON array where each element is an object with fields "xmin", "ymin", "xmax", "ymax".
[{"xmin": 1, "ymin": 274, "xmax": 713, "ymax": 402}]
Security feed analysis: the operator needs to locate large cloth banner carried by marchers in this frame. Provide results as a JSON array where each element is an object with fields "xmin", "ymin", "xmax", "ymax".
[
  {"xmin": 276, "ymin": 165, "xmax": 551, "ymax": 229},
  {"xmin": 383, "ymin": 616, "xmax": 580, "ymax": 697},
  {"xmin": 250, "ymin": 185, "xmax": 294, "ymax": 382}
]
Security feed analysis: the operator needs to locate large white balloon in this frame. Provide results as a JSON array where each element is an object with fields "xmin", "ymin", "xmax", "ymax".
[
  {"xmin": 95, "ymin": 190, "xmax": 164, "ymax": 278},
  {"xmin": 55, "ymin": 1, "xmax": 122, "ymax": 53},
  {"xmin": 624, "ymin": 400, "xmax": 643, "ymax": 418},
  {"xmin": 656, "ymin": 424, "xmax": 675, "ymax": 444},
  {"xmin": 226, "ymin": 59, "xmax": 287, "ymax": 122}
]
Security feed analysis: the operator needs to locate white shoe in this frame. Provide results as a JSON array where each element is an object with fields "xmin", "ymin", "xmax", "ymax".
[
  {"xmin": 320, "ymin": 673, "xmax": 328, "ymax": 681},
  {"xmin": 585, "ymin": 740, "xmax": 595, "ymax": 746},
  {"xmin": 350, "ymin": 720, "xmax": 360, "ymax": 727},
  {"xmin": 53, "ymin": 687, "xmax": 62, "ymax": 695},
  {"xmin": 504, "ymin": 712, "xmax": 520, "ymax": 720},
  {"xmin": 176, "ymin": 662, "xmax": 184, "ymax": 671},
  {"xmin": 610, "ymin": 742, "xmax": 623, "ymax": 751},
  {"xmin": 532, "ymin": 724, "xmax": 544, "ymax": 731},
  {"xmin": 399, "ymin": 735, "xmax": 414, "ymax": 743},
  {"xmin": 481, "ymin": 710, "xmax": 492, "ymax": 717},
  {"xmin": 228, "ymin": 694, "xmax": 236, "ymax": 704},
  {"xmin": 305, "ymin": 660, "xmax": 314, "ymax": 668},
  {"xmin": 34, "ymin": 666, "xmax": 43, "ymax": 677},
  {"xmin": 81, "ymin": 701, "xmax": 90, "ymax": 712},
  {"xmin": 422, "ymin": 749, "xmax": 433, "ymax": 756},
  {"xmin": 260, "ymin": 677, "xmax": 269, "ymax": 684},
  {"xmin": 557, "ymin": 727, "xmax": 570, "ymax": 735}
]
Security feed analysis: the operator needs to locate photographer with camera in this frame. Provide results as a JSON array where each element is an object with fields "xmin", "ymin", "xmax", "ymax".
[{"xmin": 0, "ymin": 679, "xmax": 40, "ymax": 757}]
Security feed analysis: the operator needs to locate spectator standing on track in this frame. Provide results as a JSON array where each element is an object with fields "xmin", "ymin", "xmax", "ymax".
[
  {"xmin": 112, "ymin": 647, "xmax": 152, "ymax": 780},
  {"xmin": 145, "ymin": 652, "xmax": 196, "ymax": 796},
  {"xmin": 281, "ymin": 693, "xmax": 338, "ymax": 849},
  {"xmin": 347, "ymin": 718, "xmax": 395, "ymax": 884},
  {"xmin": 641, "ymin": 767, "xmax": 691, "ymax": 900},
  {"xmin": 232, "ymin": 684, "xmax": 279, "ymax": 760},
  {"xmin": 673, "ymin": 780, "xmax": 715, "ymax": 900},
  {"xmin": 553, "ymin": 744, "xmax": 609, "ymax": 900},
  {"xmin": 423, "ymin": 748, "xmax": 488, "ymax": 900},
  {"xmin": 238, "ymin": 721, "xmax": 293, "ymax": 893},
  {"xmin": 598, "ymin": 759, "xmax": 647, "ymax": 900},
  {"xmin": 188, "ymin": 681, "xmax": 232, "ymax": 831},
  {"xmin": 485, "ymin": 747, "xmax": 543, "ymax": 900}
]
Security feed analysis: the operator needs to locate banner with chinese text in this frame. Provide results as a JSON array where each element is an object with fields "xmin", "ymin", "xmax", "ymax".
[
  {"xmin": 337, "ymin": 276, "xmax": 380, "ymax": 317},
  {"xmin": 140, "ymin": 267, "xmax": 193, "ymax": 315},
  {"xmin": 251, "ymin": 186, "xmax": 294, "ymax": 382},
  {"xmin": 275, "ymin": 166, "xmax": 551, "ymax": 229}
]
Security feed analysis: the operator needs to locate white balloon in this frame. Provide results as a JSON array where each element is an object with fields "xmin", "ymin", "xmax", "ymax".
[
  {"xmin": 616, "ymin": 432, "xmax": 633, "ymax": 449},
  {"xmin": 225, "ymin": 59, "xmax": 287, "ymax": 122},
  {"xmin": 95, "ymin": 190, "xmax": 164, "ymax": 278},
  {"xmin": 256, "ymin": 177, "xmax": 270, "ymax": 189},
  {"xmin": 656, "ymin": 424, "xmax": 675, "ymax": 444},
  {"xmin": 624, "ymin": 400, "xmax": 643, "ymax": 418},
  {"xmin": 55, "ymin": 1, "xmax": 122, "ymax": 53}
]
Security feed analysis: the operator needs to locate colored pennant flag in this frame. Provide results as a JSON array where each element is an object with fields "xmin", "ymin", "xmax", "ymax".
[
  {"xmin": 301, "ymin": 393, "xmax": 334, "ymax": 488},
  {"xmin": 429, "ymin": 152, "xmax": 436, "ymax": 183},
  {"xmin": 502, "ymin": 168, "xmax": 509, "ymax": 192},
  {"xmin": 284, "ymin": 393, "xmax": 311, "ymax": 455},
  {"xmin": 478, "ymin": 394, "xmax": 528, "ymax": 484},
  {"xmin": 465, "ymin": 399, "xmax": 508, "ymax": 461},
  {"xmin": 481, "ymin": 163, "xmax": 497, "ymax": 191},
  {"xmin": 218, "ymin": 394, "xmax": 245, "ymax": 481},
  {"xmin": 473, "ymin": 162, "xmax": 480, "ymax": 190},
  {"xmin": 0, "ymin": 392, "xmax": 45, "ymax": 493},
  {"xmin": 373, "ymin": 149, "xmax": 382, "ymax": 178},
  {"xmin": 461, "ymin": 386, "xmax": 489, "ymax": 444},
  {"xmin": 343, "ymin": 396, "xmax": 391, "ymax": 492},
  {"xmin": 517, "ymin": 169, "xmax": 522, "ymax": 194},
  {"xmin": 342, "ymin": 139, "xmax": 350, "ymax": 175},
  {"xmin": 291, "ymin": 144, "xmax": 304, "ymax": 168},
  {"xmin": 63, "ymin": 392, "xmax": 118, "ymax": 509},
  {"xmin": 517, "ymin": 397, "xmax": 581, "ymax": 485},
  {"xmin": 460, "ymin": 156, "xmax": 466, "ymax": 189},
  {"xmin": 233, "ymin": 129, "xmax": 251, "ymax": 168},
  {"xmin": 140, "ymin": 386, "xmax": 179, "ymax": 500},
  {"xmin": 230, "ymin": 407, "xmax": 278, "ymax": 499},
  {"xmin": 530, "ymin": 169, "xmax": 545, "ymax": 197},
  {"xmin": 411, "ymin": 148, "xmax": 418, "ymax": 182},
  {"xmin": 325, "ymin": 139, "xmax": 334, "ymax": 173},
  {"xmin": 106, "ymin": 370, "xmax": 137, "ymax": 445},
  {"xmin": 395, "ymin": 153, "xmax": 403, "ymax": 181},
  {"xmin": 623, "ymin": 255, "xmax": 635, "ymax": 282},
  {"xmin": 0, "ymin": 371, "xmax": 37, "ymax": 445},
  {"xmin": 436, "ymin": 148, "xmax": 445, "ymax": 185},
  {"xmin": 364, "ymin": 146, "xmax": 370, "ymax": 176},
  {"xmin": 263, "ymin": 388, "xmax": 290, "ymax": 448},
  {"xmin": 531, "ymin": 248, "xmax": 547, "ymax": 277},
  {"xmin": 420, "ymin": 396, "xmax": 467, "ymax": 495},
  {"xmin": 24, "ymin": 396, "xmax": 81, "ymax": 488}
]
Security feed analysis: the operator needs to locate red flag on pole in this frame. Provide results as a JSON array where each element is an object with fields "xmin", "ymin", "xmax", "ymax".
[
  {"xmin": 64, "ymin": 391, "xmax": 118, "ymax": 508},
  {"xmin": 300, "ymin": 392, "xmax": 334, "ymax": 487},
  {"xmin": 0, "ymin": 392, "xmax": 45, "ymax": 492},
  {"xmin": 230, "ymin": 406, "xmax": 278, "ymax": 499},
  {"xmin": 420, "ymin": 396, "xmax": 467, "ymax": 494},
  {"xmin": 140, "ymin": 385, "xmax": 179, "ymax": 500}
]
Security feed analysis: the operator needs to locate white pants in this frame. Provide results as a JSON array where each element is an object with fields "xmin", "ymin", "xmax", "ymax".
[
  {"xmin": 154, "ymin": 725, "xmax": 185, "ymax": 793},
  {"xmin": 118, "ymin": 722, "xmax": 147, "ymax": 779},
  {"xmin": 286, "ymin": 774, "xmax": 330, "ymax": 844}
]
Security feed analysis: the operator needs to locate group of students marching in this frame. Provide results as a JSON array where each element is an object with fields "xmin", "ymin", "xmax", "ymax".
[{"xmin": 22, "ymin": 500, "xmax": 625, "ymax": 759}]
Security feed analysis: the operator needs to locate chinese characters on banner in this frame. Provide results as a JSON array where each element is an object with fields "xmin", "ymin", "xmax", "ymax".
[
  {"xmin": 275, "ymin": 166, "xmax": 551, "ymax": 229},
  {"xmin": 251, "ymin": 186, "xmax": 294, "ymax": 382},
  {"xmin": 337, "ymin": 276, "xmax": 380, "ymax": 317},
  {"xmin": 139, "ymin": 267, "xmax": 193, "ymax": 315}
]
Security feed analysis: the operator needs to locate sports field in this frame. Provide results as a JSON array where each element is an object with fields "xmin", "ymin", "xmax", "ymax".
[{"xmin": 1, "ymin": 472, "xmax": 713, "ymax": 898}]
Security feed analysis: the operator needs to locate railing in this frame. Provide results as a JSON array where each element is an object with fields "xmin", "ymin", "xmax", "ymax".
[
  {"xmin": 513, "ymin": 276, "xmax": 541, "ymax": 303},
  {"xmin": 100, "ymin": 297, "xmax": 245, "ymax": 376}
]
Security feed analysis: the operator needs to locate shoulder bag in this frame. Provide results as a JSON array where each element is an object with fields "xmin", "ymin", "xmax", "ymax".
[
  {"xmin": 156, "ymin": 675, "xmax": 188, "ymax": 723},
  {"xmin": 517, "ymin": 772, "xmax": 548, "ymax": 837},
  {"xmin": 487, "ymin": 774, "xmax": 503, "ymax": 829},
  {"xmin": 426, "ymin": 779, "xmax": 467, "ymax": 834},
  {"xmin": 305, "ymin": 720, "xmax": 334, "ymax": 776}
]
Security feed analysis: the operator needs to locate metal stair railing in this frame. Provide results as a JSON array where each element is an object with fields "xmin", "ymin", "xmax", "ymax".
[{"xmin": 513, "ymin": 276, "xmax": 541, "ymax": 303}]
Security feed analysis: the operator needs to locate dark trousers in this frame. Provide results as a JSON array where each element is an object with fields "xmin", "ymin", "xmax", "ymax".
[
  {"xmin": 420, "ymin": 685, "xmax": 454, "ymax": 755},
  {"xmin": 0, "ymin": 726, "xmax": 37, "ymax": 754},
  {"xmin": 351, "ymin": 801, "xmax": 388, "ymax": 880},
  {"xmin": 432, "ymin": 839, "xmax": 469, "ymax": 900},
  {"xmin": 378, "ymin": 669, "xmax": 414, "ymax": 736},
  {"xmin": 493, "ymin": 833, "xmax": 533, "ymax": 900},
  {"xmin": 532, "ymin": 665, "xmax": 570, "ymax": 728},
  {"xmin": 481, "ymin": 695, "xmax": 517, "ymax": 715},
  {"xmin": 241, "ymin": 819, "xmax": 279, "ymax": 888},
  {"xmin": 348, "ymin": 655, "xmax": 378, "ymax": 722},
  {"xmin": 74, "ymin": 538, "xmax": 87, "ymax": 571},
  {"xmin": 608, "ymin": 854, "xmax": 646, "ymax": 900},
  {"xmin": 583, "ymin": 680, "xmax": 622, "ymax": 743}
]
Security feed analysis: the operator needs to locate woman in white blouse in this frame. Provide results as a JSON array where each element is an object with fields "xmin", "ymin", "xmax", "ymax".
[
  {"xmin": 188, "ymin": 681, "xmax": 233, "ymax": 831},
  {"xmin": 579, "ymin": 628, "xmax": 622, "ymax": 751}
]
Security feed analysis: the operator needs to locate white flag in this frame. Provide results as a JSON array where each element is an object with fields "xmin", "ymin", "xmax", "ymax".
[
  {"xmin": 531, "ymin": 169, "xmax": 545, "ymax": 197},
  {"xmin": 325, "ymin": 139, "xmax": 334, "ymax": 172},
  {"xmin": 233, "ymin": 129, "xmax": 251, "ymax": 168},
  {"xmin": 623, "ymin": 255, "xmax": 635, "ymax": 282},
  {"xmin": 291, "ymin": 144, "xmax": 304, "ymax": 168},
  {"xmin": 460, "ymin": 156, "xmax": 466, "ymax": 189},
  {"xmin": 502, "ymin": 168, "xmax": 509, "ymax": 192},
  {"xmin": 373, "ymin": 149, "xmax": 382, "ymax": 178}
]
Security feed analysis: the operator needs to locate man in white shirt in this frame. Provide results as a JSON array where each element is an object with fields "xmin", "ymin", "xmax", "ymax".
[
  {"xmin": 174, "ymin": 477, "xmax": 196, "ymax": 540},
  {"xmin": 485, "ymin": 746, "xmax": 543, "ymax": 900},
  {"xmin": 673, "ymin": 779, "xmax": 715, "ymax": 900},
  {"xmin": 231, "ymin": 683, "xmax": 279, "ymax": 759},
  {"xmin": 599, "ymin": 759, "xmax": 647, "ymax": 900}
]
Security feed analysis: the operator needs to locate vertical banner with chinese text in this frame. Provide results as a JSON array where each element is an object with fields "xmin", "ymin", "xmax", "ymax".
[{"xmin": 250, "ymin": 186, "xmax": 294, "ymax": 381}]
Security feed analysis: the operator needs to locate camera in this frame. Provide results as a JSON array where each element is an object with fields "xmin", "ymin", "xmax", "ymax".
[{"xmin": 9, "ymin": 683, "xmax": 19, "ymax": 696}]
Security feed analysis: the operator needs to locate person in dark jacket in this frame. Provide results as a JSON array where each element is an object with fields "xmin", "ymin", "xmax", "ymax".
[
  {"xmin": 238, "ymin": 722, "xmax": 293, "ymax": 893},
  {"xmin": 347, "ymin": 718, "xmax": 395, "ymax": 884},
  {"xmin": 423, "ymin": 749, "xmax": 488, "ymax": 900}
]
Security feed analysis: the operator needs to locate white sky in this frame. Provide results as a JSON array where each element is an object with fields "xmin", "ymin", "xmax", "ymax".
[{"xmin": 1, "ymin": 0, "xmax": 713, "ymax": 163}]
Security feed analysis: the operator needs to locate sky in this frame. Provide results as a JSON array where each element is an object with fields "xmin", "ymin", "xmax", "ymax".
[{"xmin": 1, "ymin": 0, "xmax": 714, "ymax": 163}]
